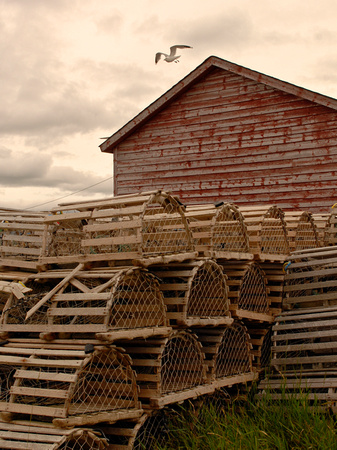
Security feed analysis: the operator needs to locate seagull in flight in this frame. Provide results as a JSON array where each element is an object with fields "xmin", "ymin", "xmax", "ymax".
[{"xmin": 155, "ymin": 45, "xmax": 192, "ymax": 64}]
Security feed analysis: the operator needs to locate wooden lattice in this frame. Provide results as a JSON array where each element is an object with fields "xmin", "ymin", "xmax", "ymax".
[
  {"xmin": 186, "ymin": 203, "xmax": 252, "ymax": 260},
  {"xmin": 285, "ymin": 211, "xmax": 319, "ymax": 252},
  {"xmin": 271, "ymin": 307, "xmax": 337, "ymax": 374},
  {"xmin": 221, "ymin": 261, "xmax": 273, "ymax": 322},
  {"xmin": 258, "ymin": 373, "xmax": 337, "ymax": 412},
  {"xmin": 0, "ymin": 209, "xmax": 46, "ymax": 271},
  {"xmin": 40, "ymin": 191, "xmax": 196, "ymax": 267},
  {"xmin": 0, "ymin": 343, "xmax": 142, "ymax": 428},
  {"xmin": 196, "ymin": 322, "xmax": 256, "ymax": 388},
  {"xmin": 240, "ymin": 205, "xmax": 290, "ymax": 261},
  {"xmin": 121, "ymin": 330, "xmax": 211, "ymax": 409},
  {"xmin": 0, "ymin": 267, "xmax": 171, "ymax": 341},
  {"xmin": 152, "ymin": 260, "xmax": 232, "ymax": 328},
  {"xmin": 283, "ymin": 246, "xmax": 337, "ymax": 309},
  {"xmin": 0, "ymin": 422, "xmax": 109, "ymax": 449}
]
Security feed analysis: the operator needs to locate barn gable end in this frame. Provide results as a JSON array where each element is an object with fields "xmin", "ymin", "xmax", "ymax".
[{"xmin": 100, "ymin": 56, "xmax": 337, "ymax": 213}]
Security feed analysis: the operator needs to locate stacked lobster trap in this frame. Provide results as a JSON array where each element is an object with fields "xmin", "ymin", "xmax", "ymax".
[
  {"xmin": 258, "ymin": 245, "xmax": 337, "ymax": 412},
  {"xmin": 0, "ymin": 190, "xmax": 332, "ymax": 447}
]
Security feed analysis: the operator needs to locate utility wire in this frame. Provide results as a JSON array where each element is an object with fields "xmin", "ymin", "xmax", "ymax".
[{"xmin": 25, "ymin": 176, "xmax": 113, "ymax": 210}]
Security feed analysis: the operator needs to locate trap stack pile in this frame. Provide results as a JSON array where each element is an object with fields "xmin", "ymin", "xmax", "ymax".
[
  {"xmin": 259, "ymin": 245, "xmax": 337, "ymax": 412},
  {"xmin": 0, "ymin": 191, "xmax": 330, "ymax": 448}
]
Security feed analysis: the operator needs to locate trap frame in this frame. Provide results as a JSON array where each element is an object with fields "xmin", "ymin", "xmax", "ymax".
[
  {"xmin": 0, "ymin": 210, "xmax": 46, "ymax": 271},
  {"xmin": 221, "ymin": 261, "xmax": 273, "ymax": 323},
  {"xmin": 186, "ymin": 203, "xmax": 252, "ymax": 260},
  {"xmin": 0, "ymin": 421, "xmax": 109, "ymax": 450},
  {"xmin": 0, "ymin": 343, "xmax": 142, "ymax": 428},
  {"xmin": 196, "ymin": 321, "xmax": 257, "ymax": 389},
  {"xmin": 321, "ymin": 209, "xmax": 337, "ymax": 247},
  {"xmin": 283, "ymin": 246, "xmax": 337, "ymax": 310},
  {"xmin": 39, "ymin": 191, "xmax": 196, "ymax": 268},
  {"xmin": 240, "ymin": 205, "xmax": 290, "ymax": 261},
  {"xmin": 0, "ymin": 266, "xmax": 171, "ymax": 342},
  {"xmin": 121, "ymin": 330, "xmax": 212, "ymax": 409},
  {"xmin": 284, "ymin": 211, "xmax": 319, "ymax": 252},
  {"xmin": 151, "ymin": 259, "xmax": 232, "ymax": 328}
]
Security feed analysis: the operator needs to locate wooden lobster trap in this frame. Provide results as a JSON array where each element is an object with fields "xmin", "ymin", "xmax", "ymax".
[
  {"xmin": 0, "ymin": 421, "xmax": 109, "ymax": 449},
  {"xmin": 322, "ymin": 209, "xmax": 337, "ymax": 247},
  {"xmin": 151, "ymin": 260, "xmax": 232, "ymax": 328},
  {"xmin": 221, "ymin": 261, "xmax": 273, "ymax": 323},
  {"xmin": 240, "ymin": 206, "xmax": 290, "ymax": 261},
  {"xmin": 39, "ymin": 191, "xmax": 196, "ymax": 268},
  {"xmin": 271, "ymin": 306, "xmax": 337, "ymax": 374},
  {"xmin": 258, "ymin": 372, "xmax": 337, "ymax": 413},
  {"xmin": 186, "ymin": 203, "xmax": 252, "ymax": 260},
  {"xmin": 311, "ymin": 213, "xmax": 330, "ymax": 247},
  {"xmin": 196, "ymin": 321, "xmax": 257, "ymax": 389},
  {"xmin": 285, "ymin": 211, "xmax": 319, "ymax": 252},
  {"xmin": 98, "ymin": 410, "xmax": 173, "ymax": 450},
  {"xmin": 121, "ymin": 330, "xmax": 213, "ymax": 409},
  {"xmin": 0, "ymin": 266, "xmax": 171, "ymax": 342},
  {"xmin": 0, "ymin": 342, "xmax": 142, "ymax": 428},
  {"xmin": 283, "ymin": 246, "xmax": 337, "ymax": 310},
  {"xmin": 0, "ymin": 210, "xmax": 46, "ymax": 271}
]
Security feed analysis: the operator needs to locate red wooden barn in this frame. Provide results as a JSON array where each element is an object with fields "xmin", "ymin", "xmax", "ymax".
[{"xmin": 100, "ymin": 56, "xmax": 337, "ymax": 213}]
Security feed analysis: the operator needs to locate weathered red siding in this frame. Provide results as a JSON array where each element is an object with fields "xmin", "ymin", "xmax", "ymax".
[{"xmin": 108, "ymin": 63, "xmax": 337, "ymax": 213}]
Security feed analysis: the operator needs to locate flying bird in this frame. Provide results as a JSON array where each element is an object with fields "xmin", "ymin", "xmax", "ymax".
[{"xmin": 155, "ymin": 45, "xmax": 192, "ymax": 64}]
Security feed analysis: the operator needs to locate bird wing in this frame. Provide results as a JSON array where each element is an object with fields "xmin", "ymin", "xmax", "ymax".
[
  {"xmin": 155, "ymin": 52, "xmax": 166, "ymax": 64},
  {"xmin": 169, "ymin": 45, "xmax": 192, "ymax": 56}
]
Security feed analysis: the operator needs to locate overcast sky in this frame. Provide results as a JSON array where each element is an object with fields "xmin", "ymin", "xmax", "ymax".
[{"xmin": 1, "ymin": 0, "xmax": 337, "ymax": 211}]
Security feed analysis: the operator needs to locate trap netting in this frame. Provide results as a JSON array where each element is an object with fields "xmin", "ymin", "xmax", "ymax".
[
  {"xmin": 222, "ymin": 261, "xmax": 270, "ymax": 317},
  {"xmin": 285, "ymin": 211, "xmax": 319, "ymax": 251},
  {"xmin": 186, "ymin": 203, "xmax": 252, "ymax": 260},
  {"xmin": 152, "ymin": 260, "xmax": 231, "ymax": 328},
  {"xmin": 0, "ymin": 422, "xmax": 109, "ymax": 450},
  {"xmin": 0, "ymin": 209, "xmax": 45, "ymax": 271},
  {"xmin": 0, "ymin": 344, "xmax": 141, "ymax": 426},
  {"xmin": 40, "ymin": 190, "xmax": 194, "ymax": 267},
  {"xmin": 123, "ymin": 331, "xmax": 207, "ymax": 408},
  {"xmin": 283, "ymin": 246, "xmax": 337, "ymax": 309},
  {"xmin": 196, "ymin": 322, "xmax": 253, "ymax": 382},
  {"xmin": 240, "ymin": 205, "xmax": 290, "ymax": 261}
]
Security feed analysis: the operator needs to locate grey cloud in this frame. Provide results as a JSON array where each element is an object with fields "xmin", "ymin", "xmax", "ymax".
[
  {"xmin": 163, "ymin": 10, "xmax": 254, "ymax": 52},
  {"xmin": 0, "ymin": 145, "xmax": 111, "ymax": 196}
]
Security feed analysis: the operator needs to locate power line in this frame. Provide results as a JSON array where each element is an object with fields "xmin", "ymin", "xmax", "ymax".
[{"xmin": 25, "ymin": 176, "xmax": 113, "ymax": 210}]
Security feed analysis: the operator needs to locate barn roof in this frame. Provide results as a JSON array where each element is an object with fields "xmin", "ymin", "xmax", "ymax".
[{"xmin": 100, "ymin": 55, "xmax": 337, "ymax": 154}]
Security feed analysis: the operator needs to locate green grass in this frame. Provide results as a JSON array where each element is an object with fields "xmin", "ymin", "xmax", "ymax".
[{"xmin": 154, "ymin": 386, "xmax": 337, "ymax": 450}]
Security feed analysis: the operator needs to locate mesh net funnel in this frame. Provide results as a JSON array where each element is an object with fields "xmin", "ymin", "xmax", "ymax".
[
  {"xmin": 0, "ymin": 344, "xmax": 141, "ymax": 425},
  {"xmin": 186, "ymin": 203, "xmax": 252, "ymax": 260},
  {"xmin": 152, "ymin": 260, "xmax": 230, "ymax": 327}
]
